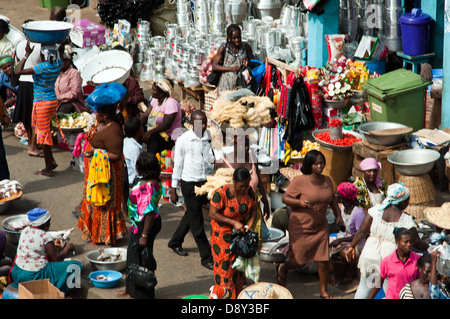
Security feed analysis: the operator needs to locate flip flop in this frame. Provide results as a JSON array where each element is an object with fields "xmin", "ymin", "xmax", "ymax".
[
  {"xmin": 320, "ymin": 294, "xmax": 334, "ymax": 299},
  {"xmin": 28, "ymin": 152, "xmax": 44, "ymax": 158},
  {"xmin": 34, "ymin": 169, "xmax": 53, "ymax": 177}
]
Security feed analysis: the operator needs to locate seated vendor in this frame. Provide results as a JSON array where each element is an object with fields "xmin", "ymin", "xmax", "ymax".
[
  {"xmin": 55, "ymin": 45, "xmax": 88, "ymax": 114},
  {"xmin": 10, "ymin": 208, "xmax": 81, "ymax": 294}
]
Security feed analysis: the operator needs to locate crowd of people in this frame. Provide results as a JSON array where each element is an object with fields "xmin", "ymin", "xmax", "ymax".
[{"xmin": 0, "ymin": 17, "xmax": 448, "ymax": 301}]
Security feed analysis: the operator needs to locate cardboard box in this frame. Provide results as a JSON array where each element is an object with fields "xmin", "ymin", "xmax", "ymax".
[
  {"xmin": 19, "ymin": 279, "xmax": 65, "ymax": 299},
  {"xmin": 70, "ymin": 19, "xmax": 106, "ymax": 48}
]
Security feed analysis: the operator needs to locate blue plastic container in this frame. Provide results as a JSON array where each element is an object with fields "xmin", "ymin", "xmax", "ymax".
[
  {"xmin": 89, "ymin": 270, "xmax": 122, "ymax": 289},
  {"xmin": 399, "ymin": 9, "xmax": 432, "ymax": 56},
  {"xmin": 359, "ymin": 59, "xmax": 387, "ymax": 75},
  {"xmin": 22, "ymin": 20, "xmax": 73, "ymax": 44}
]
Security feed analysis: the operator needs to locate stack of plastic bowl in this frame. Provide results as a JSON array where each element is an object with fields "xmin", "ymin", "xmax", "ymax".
[{"xmin": 193, "ymin": 0, "xmax": 210, "ymax": 35}]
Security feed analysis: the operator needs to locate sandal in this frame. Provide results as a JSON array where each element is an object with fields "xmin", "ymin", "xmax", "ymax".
[
  {"xmin": 115, "ymin": 290, "xmax": 131, "ymax": 298},
  {"xmin": 320, "ymin": 294, "xmax": 334, "ymax": 299},
  {"xmin": 276, "ymin": 264, "xmax": 287, "ymax": 287},
  {"xmin": 28, "ymin": 152, "xmax": 44, "ymax": 158},
  {"xmin": 34, "ymin": 169, "xmax": 53, "ymax": 177}
]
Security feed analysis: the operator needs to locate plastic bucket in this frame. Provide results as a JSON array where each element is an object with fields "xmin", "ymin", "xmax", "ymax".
[
  {"xmin": 399, "ymin": 9, "xmax": 432, "ymax": 56},
  {"xmin": 359, "ymin": 59, "xmax": 387, "ymax": 75}
]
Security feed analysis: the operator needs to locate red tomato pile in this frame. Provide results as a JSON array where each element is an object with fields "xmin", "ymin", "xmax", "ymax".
[
  {"xmin": 315, "ymin": 131, "xmax": 362, "ymax": 147},
  {"xmin": 329, "ymin": 119, "xmax": 342, "ymax": 128}
]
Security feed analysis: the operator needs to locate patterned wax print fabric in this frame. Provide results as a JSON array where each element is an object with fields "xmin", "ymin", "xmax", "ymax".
[
  {"xmin": 86, "ymin": 149, "xmax": 111, "ymax": 206},
  {"xmin": 127, "ymin": 181, "xmax": 162, "ymax": 234},
  {"xmin": 209, "ymin": 184, "xmax": 256, "ymax": 299}
]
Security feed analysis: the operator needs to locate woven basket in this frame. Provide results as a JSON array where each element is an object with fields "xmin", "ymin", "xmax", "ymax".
[
  {"xmin": 280, "ymin": 167, "xmax": 302, "ymax": 181},
  {"xmin": 397, "ymin": 174, "xmax": 436, "ymax": 205},
  {"xmin": 406, "ymin": 201, "xmax": 436, "ymax": 219},
  {"xmin": 238, "ymin": 282, "xmax": 293, "ymax": 299},
  {"xmin": 423, "ymin": 202, "xmax": 450, "ymax": 229}
]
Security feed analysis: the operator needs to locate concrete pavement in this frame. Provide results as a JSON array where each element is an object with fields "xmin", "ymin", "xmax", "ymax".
[{"xmin": 0, "ymin": 0, "xmax": 356, "ymax": 300}]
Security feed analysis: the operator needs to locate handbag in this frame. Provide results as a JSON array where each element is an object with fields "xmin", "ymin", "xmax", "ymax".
[
  {"xmin": 207, "ymin": 44, "xmax": 226, "ymax": 86},
  {"xmin": 125, "ymin": 242, "xmax": 158, "ymax": 289},
  {"xmin": 229, "ymin": 229, "xmax": 259, "ymax": 259},
  {"xmin": 126, "ymin": 264, "xmax": 157, "ymax": 289},
  {"xmin": 235, "ymin": 65, "xmax": 258, "ymax": 93}
]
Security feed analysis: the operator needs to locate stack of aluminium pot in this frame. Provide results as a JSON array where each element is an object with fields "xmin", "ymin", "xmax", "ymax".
[
  {"xmin": 339, "ymin": 0, "xmax": 358, "ymax": 42},
  {"xmin": 210, "ymin": 0, "xmax": 226, "ymax": 34},
  {"xmin": 175, "ymin": 0, "xmax": 193, "ymax": 29},
  {"xmin": 358, "ymin": 0, "xmax": 384, "ymax": 37},
  {"xmin": 193, "ymin": 0, "xmax": 210, "ymax": 35},
  {"xmin": 381, "ymin": 0, "xmax": 403, "ymax": 52},
  {"xmin": 132, "ymin": 19, "xmax": 151, "ymax": 76}
]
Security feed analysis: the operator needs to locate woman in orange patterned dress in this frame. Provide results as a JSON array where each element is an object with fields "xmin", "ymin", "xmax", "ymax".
[
  {"xmin": 77, "ymin": 83, "xmax": 128, "ymax": 245},
  {"xmin": 209, "ymin": 167, "xmax": 257, "ymax": 299}
]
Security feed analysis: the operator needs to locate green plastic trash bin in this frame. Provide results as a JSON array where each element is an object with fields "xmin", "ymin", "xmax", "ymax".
[
  {"xmin": 41, "ymin": 0, "xmax": 71, "ymax": 9},
  {"xmin": 362, "ymin": 68, "xmax": 431, "ymax": 131}
]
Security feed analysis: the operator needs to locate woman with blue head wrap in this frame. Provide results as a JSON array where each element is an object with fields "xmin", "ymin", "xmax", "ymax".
[
  {"xmin": 77, "ymin": 82, "xmax": 128, "ymax": 245},
  {"xmin": 344, "ymin": 183, "xmax": 429, "ymax": 299},
  {"xmin": 10, "ymin": 208, "xmax": 82, "ymax": 293}
]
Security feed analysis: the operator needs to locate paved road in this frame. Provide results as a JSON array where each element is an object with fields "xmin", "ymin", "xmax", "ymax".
[
  {"xmin": 0, "ymin": 0, "xmax": 355, "ymax": 300},
  {"xmin": 0, "ymin": 124, "xmax": 355, "ymax": 299}
]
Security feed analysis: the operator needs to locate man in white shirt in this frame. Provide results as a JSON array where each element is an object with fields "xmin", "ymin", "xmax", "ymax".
[{"xmin": 168, "ymin": 110, "xmax": 214, "ymax": 269}]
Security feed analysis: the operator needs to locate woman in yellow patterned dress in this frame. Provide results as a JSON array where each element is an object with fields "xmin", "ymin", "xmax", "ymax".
[
  {"xmin": 209, "ymin": 167, "xmax": 257, "ymax": 299},
  {"xmin": 77, "ymin": 83, "xmax": 128, "ymax": 245}
]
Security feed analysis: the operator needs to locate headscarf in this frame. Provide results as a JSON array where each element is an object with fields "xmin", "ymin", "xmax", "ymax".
[
  {"xmin": 378, "ymin": 183, "xmax": 410, "ymax": 211},
  {"xmin": 62, "ymin": 45, "xmax": 73, "ymax": 60},
  {"xmin": 154, "ymin": 78, "xmax": 172, "ymax": 96},
  {"xmin": 0, "ymin": 54, "xmax": 13, "ymax": 67},
  {"xmin": 86, "ymin": 82, "xmax": 127, "ymax": 112},
  {"xmin": 359, "ymin": 157, "xmax": 382, "ymax": 187},
  {"xmin": 27, "ymin": 208, "xmax": 51, "ymax": 227},
  {"xmin": 337, "ymin": 182, "xmax": 358, "ymax": 201}
]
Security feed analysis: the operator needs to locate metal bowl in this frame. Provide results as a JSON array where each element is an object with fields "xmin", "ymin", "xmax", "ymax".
[
  {"xmin": 264, "ymin": 227, "xmax": 285, "ymax": 242},
  {"xmin": 1, "ymin": 214, "xmax": 29, "ymax": 245},
  {"xmin": 6, "ymin": 25, "xmax": 26, "ymax": 48},
  {"xmin": 387, "ymin": 149, "xmax": 441, "ymax": 176},
  {"xmin": 22, "ymin": 20, "xmax": 73, "ymax": 44},
  {"xmin": 323, "ymin": 98, "xmax": 350, "ymax": 110},
  {"xmin": 313, "ymin": 129, "xmax": 363, "ymax": 152},
  {"xmin": 80, "ymin": 50, "xmax": 133, "ymax": 85},
  {"xmin": 358, "ymin": 121, "xmax": 409, "ymax": 146},
  {"xmin": 84, "ymin": 248, "xmax": 127, "ymax": 271},
  {"xmin": 260, "ymin": 241, "xmax": 286, "ymax": 263}
]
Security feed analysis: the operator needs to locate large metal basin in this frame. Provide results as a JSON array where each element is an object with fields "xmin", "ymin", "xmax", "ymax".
[
  {"xmin": 84, "ymin": 248, "xmax": 127, "ymax": 271},
  {"xmin": 387, "ymin": 149, "xmax": 440, "ymax": 176},
  {"xmin": 1, "ymin": 214, "xmax": 29, "ymax": 245},
  {"xmin": 80, "ymin": 50, "xmax": 133, "ymax": 85},
  {"xmin": 358, "ymin": 121, "xmax": 409, "ymax": 146}
]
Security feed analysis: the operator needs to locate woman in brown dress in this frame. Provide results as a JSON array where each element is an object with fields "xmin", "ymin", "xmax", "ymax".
[
  {"xmin": 77, "ymin": 83, "xmax": 128, "ymax": 245},
  {"xmin": 277, "ymin": 150, "xmax": 343, "ymax": 299}
]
